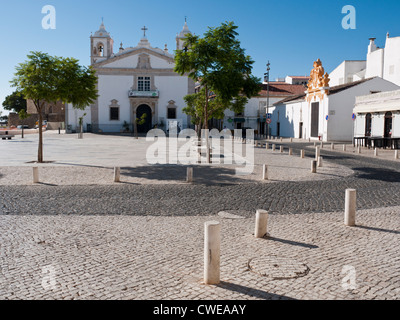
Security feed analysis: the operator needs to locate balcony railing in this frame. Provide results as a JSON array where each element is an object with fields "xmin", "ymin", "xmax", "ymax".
[{"xmin": 129, "ymin": 90, "xmax": 159, "ymax": 98}]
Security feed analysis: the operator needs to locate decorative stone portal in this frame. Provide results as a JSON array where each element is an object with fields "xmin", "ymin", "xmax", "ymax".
[{"xmin": 247, "ymin": 256, "xmax": 310, "ymax": 280}]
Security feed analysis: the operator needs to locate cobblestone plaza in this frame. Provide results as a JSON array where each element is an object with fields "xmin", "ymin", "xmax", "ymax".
[{"xmin": 0, "ymin": 132, "xmax": 399, "ymax": 300}]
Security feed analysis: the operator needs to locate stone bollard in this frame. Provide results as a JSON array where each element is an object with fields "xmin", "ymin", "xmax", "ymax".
[
  {"xmin": 374, "ymin": 148, "xmax": 378, "ymax": 157},
  {"xmin": 272, "ymin": 144, "xmax": 276, "ymax": 152},
  {"xmin": 343, "ymin": 144, "xmax": 346, "ymax": 152},
  {"xmin": 320, "ymin": 142, "xmax": 324, "ymax": 149},
  {"xmin": 204, "ymin": 221, "xmax": 221, "ymax": 285},
  {"xmin": 344, "ymin": 189, "xmax": 356, "ymax": 226},
  {"xmin": 114, "ymin": 167, "xmax": 121, "ymax": 183},
  {"xmin": 331, "ymin": 143, "xmax": 335, "ymax": 150},
  {"xmin": 317, "ymin": 156, "xmax": 323, "ymax": 167},
  {"xmin": 395, "ymin": 150, "xmax": 399, "ymax": 160},
  {"xmin": 289, "ymin": 148, "xmax": 293, "ymax": 156},
  {"xmin": 255, "ymin": 210, "xmax": 268, "ymax": 238},
  {"xmin": 315, "ymin": 146, "xmax": 320, "ymax": 160},
  {"xmin": 187, "ymin": 167, "xmax": 193, "ymax": 183},
  {"xmin": 280, "ymin": 146, "xmax": 283, "ymax": 153},
  {"xmin": 265, "ymin": 142, "xmax": 269, "ymax": 150},
  {"xmin": 357, "ymin": 146, "xmax": 362, "ymax": 154},
  {"xmin": 33, "ymin": 167, "xmax": 39, "ymax": 184},
  {"xmin": 300, "ymin": 150, "xmax": 305, "ymax": 158},
  {"xmin": 290, "ymin": 138, "xmax": 293, "ymax": 143},
  {"xmin": 311, "ymin": 160, "xmax": 317, "ymax": 173},
  {"xmin": 280, "ymin": 137, "xmax": 283, "ymax": 142},
  {"xmin": 262, "ymin": 164, "xmax": 268, "ymax": 180}
]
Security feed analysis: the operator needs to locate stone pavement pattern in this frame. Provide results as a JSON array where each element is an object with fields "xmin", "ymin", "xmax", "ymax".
[
  {"xmin": 0, "ymin": 133, "xmax": 399, "ymax": 300},
  {"xmin": 0, "ymin": 207, "xmax": 399, "ymax": 300}
]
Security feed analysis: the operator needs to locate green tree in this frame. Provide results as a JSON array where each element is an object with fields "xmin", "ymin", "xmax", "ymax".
[
  {"xmin": 11, "ymin": 51, "xmax": 98, "ymax": 162},
  {"xmin": 2, "ymin": 91, "xmax": 27, "ymax": 113},
  {"xmin": 175, "ymin": 21, "xmax": 261, "ymax": 161}
]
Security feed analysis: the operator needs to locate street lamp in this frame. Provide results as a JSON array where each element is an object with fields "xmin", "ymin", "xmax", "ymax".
[{"xmin": 264, "ymin": 61, "xmax": 271, "ymax": 138}]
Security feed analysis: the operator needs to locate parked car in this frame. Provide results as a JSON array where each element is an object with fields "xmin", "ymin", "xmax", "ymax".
[{"xmin": 17, "ymin": 125, "xmax": 29, "ymax": 129}]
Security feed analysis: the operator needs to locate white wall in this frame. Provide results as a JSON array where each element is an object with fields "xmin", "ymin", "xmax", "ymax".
[
  {"xmin": 328, "ymin": 78, "xmax": 399, "ymax": 141},
  {"xmin": 66, "ymin": 104, "xmax": 92, "ymax": 132},
  {"xmin": 97, "ymin": 74, "xmax": 132, "ymax": 132},
  {"xmin": 366, "ymin": 48, "xmax": 384, "ymax": 79},
  {"xmin": 329, "ymin": 61, "xmax": 366, "ymax": 86},
  {"xmin": 383, "ymin": 36, "xmax": 400, "ymax": 86}
]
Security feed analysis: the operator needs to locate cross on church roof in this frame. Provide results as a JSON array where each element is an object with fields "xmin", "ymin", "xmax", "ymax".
[{"xmin": 142, "ymin": 26, "xmax": 148, "ymax": 37}]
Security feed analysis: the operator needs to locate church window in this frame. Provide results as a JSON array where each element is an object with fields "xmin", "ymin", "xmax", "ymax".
[
  {"xmin": 109, "ymin": 100, "xmax": 120, "ymax": 121},
  {"xmin": 138, "ymin": 77, "xmax": 151, "ymax": 91},
  {"xmin": 110, "ymin": 107, "xmax": 119, "ymax": 120}
]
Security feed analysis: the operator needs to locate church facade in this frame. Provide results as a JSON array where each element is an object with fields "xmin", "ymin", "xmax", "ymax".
[{"xmin": 66, "ymin": 21, "xmax": 195, "ymax": 134}]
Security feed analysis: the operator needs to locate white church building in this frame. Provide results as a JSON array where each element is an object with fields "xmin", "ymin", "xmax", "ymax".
[{"xmin": 66, "ymin": 21, "xmax": 195, "ymax": 134}]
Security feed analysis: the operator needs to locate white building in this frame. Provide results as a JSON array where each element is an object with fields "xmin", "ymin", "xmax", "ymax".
[
  {"xmin": 330, "ymin": 33, "xmax": 400, "ymax": 87},
  {"xmin": 66, "ymin": 21, "xmax": 195, "ymax": 133},
  {"xmin": 273, "ymin": 59, "xmax": 399, "ymax": 142},
  {"xmin": 220, "ymin": 81, "xmax": 307, "ymax": 135},
  {"xmin": 354, "ymin": 89, "xmax": 400, "ymax": 148}
]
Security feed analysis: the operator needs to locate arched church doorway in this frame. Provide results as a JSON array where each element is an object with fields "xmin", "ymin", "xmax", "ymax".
[{"xmin": 136, "ymin": 104, "xmax": 152, "ymax": 133}]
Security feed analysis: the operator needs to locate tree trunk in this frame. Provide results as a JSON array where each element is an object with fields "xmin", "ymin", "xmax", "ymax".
[
  {"xmin": 38, "ymin": 109, "xmax": 43, "ymax": 163},
  {"xmin": 204, "ymin": 86, "xmax": 211, "ymax": 163}
]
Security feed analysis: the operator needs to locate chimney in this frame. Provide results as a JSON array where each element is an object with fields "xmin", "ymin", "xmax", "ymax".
[{"xmin": 368, "ymin": 38, "xmax": 377, "ymax": 54}]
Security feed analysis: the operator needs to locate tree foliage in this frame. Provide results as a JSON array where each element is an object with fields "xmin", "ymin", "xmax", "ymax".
[
  {"xmin": 11, "ymin": 51, "xmax": 98, "ymax": 162},
  {"xmin": 2, "ymin": 91, "xmax": 27, "ymax": 113},
  {"xmin": 175, "ymin": 21, "xmax": 261, "ymax": 129}
]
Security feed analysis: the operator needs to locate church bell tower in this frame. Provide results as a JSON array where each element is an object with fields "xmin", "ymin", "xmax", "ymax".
[
  {"xmin": 90, "ymin": 20, "xmax": 114, "ymax": 65},
  {"xmin": 176, "ymin": 19, "xmax": 191, "ymax": 51}
]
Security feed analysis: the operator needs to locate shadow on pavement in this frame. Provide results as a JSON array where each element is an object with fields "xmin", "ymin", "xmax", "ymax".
[
  {"xmin": 352, "ymin": 167, "xmax": 400, "ymax": 183},
  {"xmin": 265, "ymin": 236, "xmax": 319, "ymax": 249},
  {"xmin": 121, "ymin": 165, "xmax": 251, "ymax": 185},
  {"xmin": 217, "ymin": 281, "xmax": 296, "ymax": 300},
  {"xmin": 355, "ymin": 225, "xmax": 400, "ymax": 235}
]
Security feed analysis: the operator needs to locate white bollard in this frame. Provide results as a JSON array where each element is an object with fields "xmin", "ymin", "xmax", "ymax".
[
  {"xmin": 114, "ymin": 167, "xmax": 121, "ymax": 183},
  {"xmin": 265, "ymin": 142, "xmax": 269, "ymax": 150},
  {"xmin": 280, "ymin": 146, "xmax": 283, "ymax": 153},
  {"xmin": 357, "ymin": 146, "xmax": 362, "ymax": 154},
  {"xmin": 255, "ymin": 210, "xmax": 268, "ymax": 238},
  {"xmin": 272, "ymin": 144, "xmax": 276, "ymax": 152},
  {"xmin": 395, "ymin": 150, "xmax": 399, "ymax": 160},
  {"xmin": 331, "ymin": 143, "xmax": 335, "ymax": 150},
  {"xmin": 289, "ymin": 148, "xmax": 293, "ymax": 156},
  {"xmin": 311, "ymin": 160, "xmax": 317, "ymax": 173},
  {"xmin": 315, "ymin": 146, "xmax": 320, "ymax": 160},
  {"xmin": 343, "ymin": 144, "xmax": 346, "ymax": 152},
  {"xmin": 204, "ymin": 221, "xmax": 221, "ymax": 285},
  {"xmin": 317, "ymin": 156, "xmax": 323, "ymax": 167},
  {"xmin": 290, "ymin": 138, "xmax": 293, "ymax": 143},
  {"xmin": 344, "ymin": 189, "xmax": 356, "ymax": 227},
  {"xmin": 320, "ymin": 142, "xmax": 324, "ymax": 149},
  {"xmin": 187, "ymin": 167, "xmax": 193, "ymax": 183},
  {"xmin": 33, "ymin": 167, "xmax": 39, "ymax": 184},
  {"xmin": 262, "ymin": 164, "xmax": 268, "ymax": 180},
  {"xmin": 374, "ymin": 148, "xmax": 378, "ymax": 157},
  {"xmin": 300, "ymin": 150, "xmax": 305, "ymax": 159}
]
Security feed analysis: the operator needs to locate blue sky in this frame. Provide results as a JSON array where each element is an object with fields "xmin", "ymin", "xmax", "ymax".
[{"xmin": 1, "ymin": 0, "xmax": 400, "ymax": 115}]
